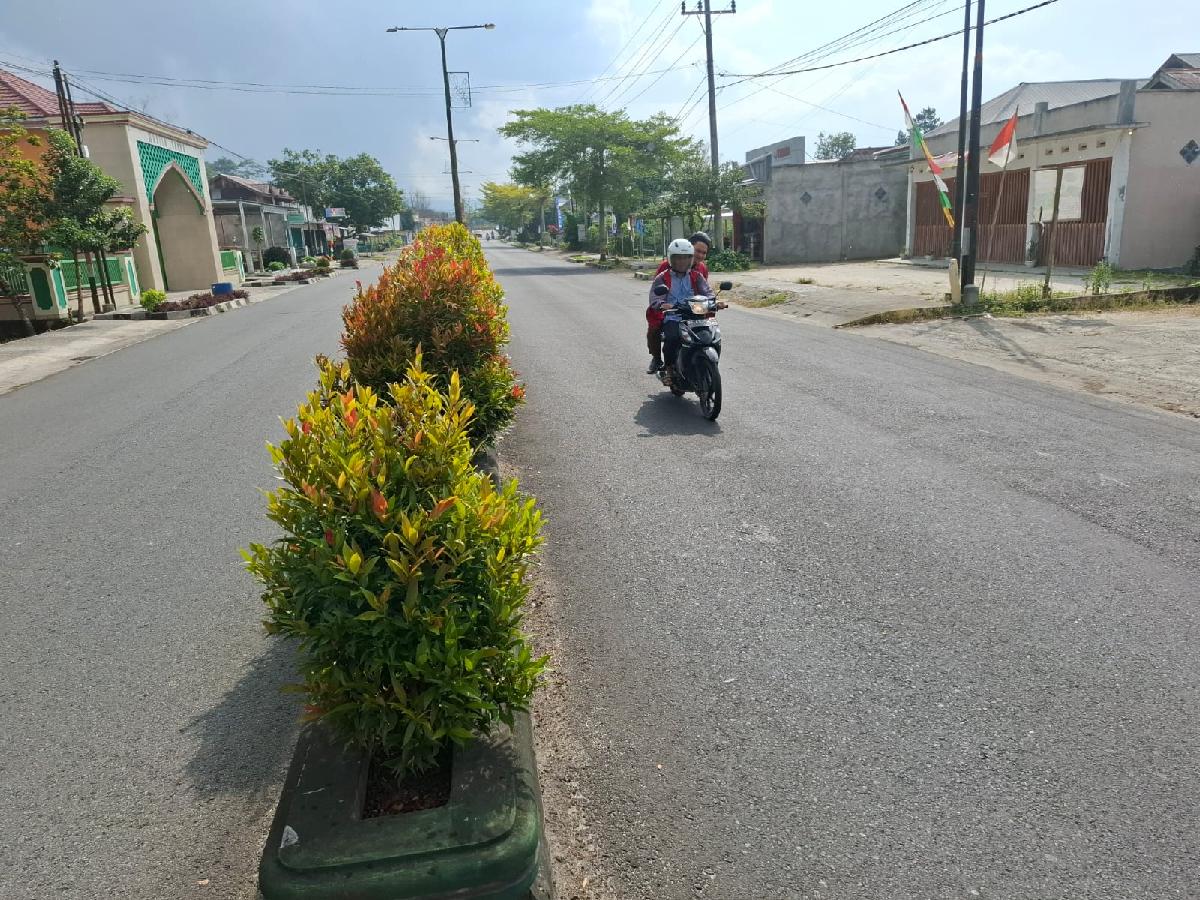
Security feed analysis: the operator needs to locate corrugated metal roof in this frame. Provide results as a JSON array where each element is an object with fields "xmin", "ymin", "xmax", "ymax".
[
  {"xmin": 0, "ymin": 68, "xmax": 115, "ymax": 118},
  {"xmin": 927, "ymin": 79, "xmax": 1144, "ymax": 137},
  {"xmin": 1169, "ymin": 53, "xmax": 1200, "ymax": 68}
]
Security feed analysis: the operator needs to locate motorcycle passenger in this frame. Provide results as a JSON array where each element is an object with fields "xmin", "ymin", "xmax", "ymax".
[
  {"xmin": 648, "ymin": 239, "xmax": 715, "ymax": 381},
  {"xmin": 646, "ymin": 232, "xmax": 711, "ymax": 373}
]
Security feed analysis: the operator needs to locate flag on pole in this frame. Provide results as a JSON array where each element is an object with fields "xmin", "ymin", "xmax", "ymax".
[
  {"xmin": 988, "ymin": 110, "xmax": 1019, "ymax": 168},
  {"xmin": 900, "ymin": 92, "xmax": 955, "ymax": 228}
]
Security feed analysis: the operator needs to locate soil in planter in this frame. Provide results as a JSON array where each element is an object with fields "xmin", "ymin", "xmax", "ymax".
[{"xmin": 363, "ymin": 750, "xmax": 452, "ymax": 818}]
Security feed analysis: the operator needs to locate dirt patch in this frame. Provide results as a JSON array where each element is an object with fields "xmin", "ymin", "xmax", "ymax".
[
  {"xmin": 726, "ymin": 286, "xmax": 801, "ymax": 309},
  {"xmin": 363, "ymin": 751, "xmax": 452, "ymax": 818},
  {"xmin": 862, "ymin": 306, "xmax": 1200, "ymax": 419}
]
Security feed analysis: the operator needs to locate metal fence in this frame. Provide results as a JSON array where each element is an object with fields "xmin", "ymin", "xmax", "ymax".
[{"xmin": 0, "ymin": 264, "xmax": 30, "ymax": 297}]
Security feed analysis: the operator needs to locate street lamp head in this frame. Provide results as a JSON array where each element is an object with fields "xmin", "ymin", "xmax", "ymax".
[{"xmin": 483, "ymin": 23, "xmax": 496, "ymax": 29}]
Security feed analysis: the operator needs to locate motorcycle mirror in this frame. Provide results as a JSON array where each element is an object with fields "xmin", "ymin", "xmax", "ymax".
[
  {"xmin": 653, "ymin": 284, "xmax": 669, "ymax": 296},
  {"xmin": 718, "ymin": 281, "xmax": 733, "ymax": 292}
]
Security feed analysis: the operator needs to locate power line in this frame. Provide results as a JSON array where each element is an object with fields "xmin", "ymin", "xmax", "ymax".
[
  {"xmin": 579, "ymin": 0, "xmax": 670, "ymax": 102},
  {"xmin": 758, "ymin": 83, "xmax": 895, "ymax": 132},
  {"xmin": 723, "ymin": 0, "xmax": 1061, "ymax": 81},
  {"xmin": 593, "ymin": 4, "xmax": 681, "ymax": 108},
  {"xmin": 714, "ymin": 0, "xmax": 957, "ymax": 115},
  {"xmin": 616, "ymin": 34, "xmax": 704, "ymax": 109}
]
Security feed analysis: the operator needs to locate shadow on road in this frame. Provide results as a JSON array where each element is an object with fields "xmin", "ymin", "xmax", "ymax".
[
  {"xmin": 182, "ymin": 637, "xmax": 301, "ymax": 801},
  {"xmin": 965, "ymin": 317, "xmax": 1050, "ymax": 371},
  {"xmin": 635, "ymin": 391, "xmax": 723, "ymax": 437},
  {"xmin": 490, "ymin": 265, "xmax": 600, "ymax": 278}
]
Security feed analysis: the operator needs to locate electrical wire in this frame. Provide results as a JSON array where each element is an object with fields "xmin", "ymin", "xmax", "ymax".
[
  {"xmin": 579, "ymin": 0, "xmax": 671, "ymax": 102},
  {"xmin": 592, "ymin": 4, "xmax": 681, "ymax": 108}
]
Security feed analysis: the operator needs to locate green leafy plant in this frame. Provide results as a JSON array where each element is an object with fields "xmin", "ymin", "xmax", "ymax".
[
  {"xmin": 1087, "ymin": 260, "xmax": 1113, "ymax": 295},
  {"xmin": 341, "ymin": 222, "xmax": 522, "ymax": 448},
  {"xmin": 706, "ymin": 249, "xmax": 752, "ymax": 272},
  {"xmin": 263, "ymin": 246, "xmax": 291, "ymax": 267},
  {"xmin": 341, "ymin": 248, "xmax": 357, "ymax": 261},
  {"xmin": 267, "ymin": 261, "xmax": 287, "ymax": 272},
  {"xmin": 139, "ymin": 288, "xmax": 167, "ymax": 312},
  {"xmin": 244, "ymin": 356, "xmax": 545, "ymax": 775},
  {"xmin": 316, "ymin": 255, "xmax": 332, "ymax": 269}
]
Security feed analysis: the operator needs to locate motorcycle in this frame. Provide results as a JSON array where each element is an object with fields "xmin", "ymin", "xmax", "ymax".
[{"xmin": 651, "ymin": 280, "xmax": 733, "ymax": 421}]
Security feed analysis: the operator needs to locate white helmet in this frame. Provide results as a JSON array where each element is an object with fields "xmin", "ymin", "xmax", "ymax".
[{"xmin": 667, "ymin": 238, "xmax": 694, "ymax": 257}]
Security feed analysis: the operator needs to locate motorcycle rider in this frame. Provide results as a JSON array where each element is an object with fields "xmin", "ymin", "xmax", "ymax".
[
  {"xmin": 646, "ymin": 232, "xmax": 711, "ymax": 373},
  {"xmin": 648, "ymin": 239, "xmax": 715, "ymax": 381}
]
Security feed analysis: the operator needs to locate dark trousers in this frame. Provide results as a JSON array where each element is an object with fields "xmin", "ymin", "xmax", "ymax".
[
  {"xmin": 647, "ymin": 324, "xmax": 662, "ymax": 359},
  {"xmin": 662, "ymin": 319, "xmax": 683, "ymax": 366}
]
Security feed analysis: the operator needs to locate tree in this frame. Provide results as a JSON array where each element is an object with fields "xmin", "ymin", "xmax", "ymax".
[
  {"xmin": 641, "ymin": 152, "xmax": 762, "ymax": 233},
  {"xmin": 0, "ymin": 107, "xmax": 50, "ymax": 334},
  {"xmin": 479, "ymin": 182, "xmax": 549, "ymax": 236},
  {"xmin": 268, "ymin": 149, "xmax": 407, "ymax": 230},
  {"xmin": 207, "ymin": 155, "xmax": 267, "ymax": 180},
  {"xmin": 42, "ymin": 129, "xmax": 124, "ymax": 316},
  {"xmin": 814, "ymin": 131, "xmax": 857, "ymax": 161},
  {"xmin": 897, "ymin": 107, "xmax": 941, "ymax": 147},
  {"xmin": 499, "ymin": 105, "xmax": 693, "ymax": 256}
]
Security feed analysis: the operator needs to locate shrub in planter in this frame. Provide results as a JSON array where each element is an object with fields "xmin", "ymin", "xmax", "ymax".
[
  {"xmin": 267, "ymin": 260, "xmax": 287, "ymax": 272},
  {"xmin": 139, "ymin": 289, "xmax": 167, "ymax": 312},
  {"xmin": 341, "ymin": 248, "xmax": 357, "ymax": 262},
  {"xmin": 244, "ymin": 356, "xmax": 545, "ymax": 776},
  {"xmin": 263, "ymin": 246, "xmax": 292, "ymax": 268},
  {"xmin": 315, "ymin": 255, "xmax": 332, "ymax": 269},
  {"xmin": 341, "ymin": 223, "xmax": 522, "ymax": 448}
]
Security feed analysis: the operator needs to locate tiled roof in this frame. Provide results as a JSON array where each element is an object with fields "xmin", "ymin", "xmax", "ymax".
[
  {"xmin": 0, "ymin": 68, "xmax": 116, "ymax": 118},
  {"xmin": 927, "ymin": 79, "xmax": 1145, "ymax": 137},
  {"xmin": 211, "ymin": 172, "xmax": 296, "ymax": 202}
]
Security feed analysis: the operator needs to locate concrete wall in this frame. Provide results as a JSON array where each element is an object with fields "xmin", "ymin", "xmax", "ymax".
[
  {"xmin": 1118, "ymin": 90, "xmax": 1200, "ymax": 269},
  {"xmin": 155, "ymin": 168, "xmax": 221, "ymax": 291},
  {"xmin": 764, "ymin": 159, "xmax": 908, "ymax": 264},
  {"xmin": 745, "ymin": 135, "xmax": 806, "ymax": 166}
]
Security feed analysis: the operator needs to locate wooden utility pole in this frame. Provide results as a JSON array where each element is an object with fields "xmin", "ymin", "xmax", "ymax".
[
  {"xmin": 682, "ymin": 0, "xmax": 736, "ymax": 251},
  {"xmin": 1042, "ymin": 168, "xmax": 1063, "ymax": 298},
  {"xmin": 960, "ymin": 0, "xmax": 986, "ymax": 305}
]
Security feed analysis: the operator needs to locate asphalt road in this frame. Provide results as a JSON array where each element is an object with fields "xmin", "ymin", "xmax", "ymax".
[
  {"xmin": 0, "ymin": 268, "xmax": 368, "ymax": 899},
  {"xmin": 491, "ymin": 247, "xmax": 1200, "ymax": 899}
]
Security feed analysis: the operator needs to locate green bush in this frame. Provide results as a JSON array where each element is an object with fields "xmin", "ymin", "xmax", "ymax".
[
  {"xmin": 263, "ymin": 246, "xmax": 291, "ymax": 267},
  {"xmin": 267, "ymin": 261, "xmax": 287, "ymax": 272},
  {"xmin": 341, "ymin": 223, "xmax": 522, "ymax": 449},
  {"xmin": 315, "ymin": 255, "xmax": 332, "ymax": 269},
  {"xmin": 341, "ymin": 248, "xmax": 357, "ymax": 261},
  {"xmin": 244, "ymin": 356, "xmax": 545, "ymax": 775},
  {"xmin": 706, "ymin": 249, "xmax": 752, "ymax": 272},
  {"xmin": 1087, "ymin": 260, "xmax": 1113, "ymax": 295},
  {"xmin": 139, "ymin": 289, "xmax": 167, "ymax": 312}
]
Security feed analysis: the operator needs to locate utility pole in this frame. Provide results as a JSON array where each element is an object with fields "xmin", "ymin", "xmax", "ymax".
[
  {"xmin": 682, "ymin": 0, "xmax": 735, "ymax": 251},
  {"xmin": 952, "ymin": 0, "xmax": 971, "ymax": 262},
  {"xmin": 387, "ymin": 22, "xmax": 494, "ymax": 225},
  {"xmin": 960, "ymin": 0, "xmax": 986, "ymax": 305}
]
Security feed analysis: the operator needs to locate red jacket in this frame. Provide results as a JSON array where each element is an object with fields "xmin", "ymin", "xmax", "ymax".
[{"xmin": 647, "ymin": 260, "xmax": 710, "ymax": 328}]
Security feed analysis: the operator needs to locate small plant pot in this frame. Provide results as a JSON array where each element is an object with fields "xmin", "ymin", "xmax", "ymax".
[{"xmin": 259, "ymin": 712, "xmax": 546, "ymax": 899}]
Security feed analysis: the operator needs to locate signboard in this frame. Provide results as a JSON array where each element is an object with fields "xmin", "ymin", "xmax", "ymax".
[
  {"xmin": 286, "ymin": 212, "xmax": 305, "ymax": 224},
  {"xmin": 324, "ymin": 207, "xmax": 347, "ymax": 219},
  {"xmin": 1032, "ymin": 167, "xmax": 1084, "ymax": 221}
]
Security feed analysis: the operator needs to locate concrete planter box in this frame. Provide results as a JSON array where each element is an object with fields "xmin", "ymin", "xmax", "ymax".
[{"xmin": 259, "ymin": 712, "xmax": 546, "ymax": 900}]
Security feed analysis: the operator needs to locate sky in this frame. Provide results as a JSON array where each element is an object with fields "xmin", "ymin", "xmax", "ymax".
[{"xmin": 0, "ymin": 0, "xmax": 1184, "ymax": 212}]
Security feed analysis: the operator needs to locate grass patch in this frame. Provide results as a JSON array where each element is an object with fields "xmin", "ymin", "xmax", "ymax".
[
  {"xmin": 743, "ymin": 291, "xmax": 792, "ymax": 308},
  {"xmin": 795, "ymin": 276, "xmax": 815, "ymax": 285}
]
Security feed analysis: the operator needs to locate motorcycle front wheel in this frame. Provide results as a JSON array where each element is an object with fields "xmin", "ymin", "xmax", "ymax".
[{"xmin": 696, "ymin": 359, "xmax": 722, "ymax": 420}]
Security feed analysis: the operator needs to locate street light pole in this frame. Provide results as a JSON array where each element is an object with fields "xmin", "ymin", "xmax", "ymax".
[{"xmin": 387, "ymin": 22, "xmax": 494, "ymax": 226}]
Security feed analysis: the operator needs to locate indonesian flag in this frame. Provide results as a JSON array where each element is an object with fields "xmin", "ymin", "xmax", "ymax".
[
  {"xmin": 988, "ymin": 111, "xmax": 1018, "ymax": 168},
  {"xmin": 900, "ymin": 91, "xmax": 954, "ymax": 228}
]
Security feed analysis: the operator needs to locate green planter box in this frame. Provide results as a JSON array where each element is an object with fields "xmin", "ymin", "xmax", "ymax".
[{"xmin": 260, "ymin": 712, "xmax": 545, "ymax": 899}]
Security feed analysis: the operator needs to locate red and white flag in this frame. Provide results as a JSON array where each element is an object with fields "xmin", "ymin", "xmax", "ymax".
[{"xmin": 988, "ymin": 111, "xmax": 1018, "ymax": 168}]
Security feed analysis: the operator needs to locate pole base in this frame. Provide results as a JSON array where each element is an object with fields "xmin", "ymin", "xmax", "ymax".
[{"xmin": 962, "ymin": 284, "xmax": 980, "ymax": 307}]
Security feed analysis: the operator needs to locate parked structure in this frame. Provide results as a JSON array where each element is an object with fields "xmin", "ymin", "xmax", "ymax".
[
  {"xmin": 742, "ymin": 137, "xmax": 909, "ymax": 264},
  {"xmin": 905, "ymin": 53, "xmax": 1200, "ymax": 270},
  {"xmin": 0, "ymin": 68, "xmax": 226, "ymax": 293},
  {"xmin": 210, "ymin": 174, "xmax": 298, "ymax": 271}
]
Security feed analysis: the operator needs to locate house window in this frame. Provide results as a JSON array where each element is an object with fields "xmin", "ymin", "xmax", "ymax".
[
  {"xmin": 1098, "ymin": 140, "xmax": 1107, "ymax": 148},
  {"xmin": 1079, "ymin": 144, "xmax": 1087, "ymax": 151},
  {"xmin": 1046, "ymin": 148, "xmax": 1054, "ymax": 155}
]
